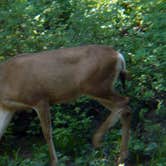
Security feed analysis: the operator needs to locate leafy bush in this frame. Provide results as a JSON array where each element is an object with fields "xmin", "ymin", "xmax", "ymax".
[{"xmin": 0, "ymin": 0, "xmax": 165, "ymax": 165}]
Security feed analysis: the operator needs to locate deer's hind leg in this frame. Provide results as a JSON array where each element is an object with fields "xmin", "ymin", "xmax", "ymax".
[
  {"xmin": 118, "ymin": 106, "xmax": 131, "ymax": 164},
  {"xmin": 92, "ymin": 98, "xmax": 124, "ymax": 148},
  {"xmin": 34, "ymin": 101, "xmax": 57, "ymax": 166},
  {"xmin": 93, "ymin": 92, "xmax": 131, "ymax": 164}
]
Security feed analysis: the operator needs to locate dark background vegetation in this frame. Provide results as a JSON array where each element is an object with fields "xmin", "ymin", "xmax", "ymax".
[{"xmin": 0, "ymin": 0, "xmax": 165, "ymax": 165}]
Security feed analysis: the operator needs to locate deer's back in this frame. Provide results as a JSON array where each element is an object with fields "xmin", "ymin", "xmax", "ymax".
[{"xmin": 0, "ymin": 45, "xmax": 118, "ymax": 106}]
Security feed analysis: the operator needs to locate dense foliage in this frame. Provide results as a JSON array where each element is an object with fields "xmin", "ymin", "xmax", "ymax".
[{"xmin": 0, "ymin": 0, "xmax": 165, "ymax": 165}]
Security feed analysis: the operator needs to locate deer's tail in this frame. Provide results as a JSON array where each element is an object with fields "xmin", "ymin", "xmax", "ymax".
[{"xmin": 117, "ymin": 52, "xmax": 129, "ymax": 90}]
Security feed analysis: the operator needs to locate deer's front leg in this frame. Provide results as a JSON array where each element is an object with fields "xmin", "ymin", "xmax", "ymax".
[
  {"xmin": 0, "ymin": 107, "xmax": 14, "ymax": 139},
  {"xmin": 34, "ymin": 101, "xmax": 58, "ymax": 166}
]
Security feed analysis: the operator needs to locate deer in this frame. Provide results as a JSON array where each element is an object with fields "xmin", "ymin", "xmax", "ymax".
[{"xmin": 0, "ymin": 45, "xmax": 131, "ymax": 166}]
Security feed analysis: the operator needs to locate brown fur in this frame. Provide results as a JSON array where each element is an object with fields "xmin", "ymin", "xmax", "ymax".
[{"xmin": 0, "ymin": 45, "xmax": 131, "ymax": 166}]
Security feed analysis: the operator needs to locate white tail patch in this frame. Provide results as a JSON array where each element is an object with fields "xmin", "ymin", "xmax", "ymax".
[
  {"xmin": 117, "ymin": 52, "xmax": 126, "ymax": 71},
  {"xmin": 0, "ymin": 108, "xmax": 14, "ymax": 139},
  {"xmin": 114, "ymin": 52, "xmax": 126, "ymax": 85}
]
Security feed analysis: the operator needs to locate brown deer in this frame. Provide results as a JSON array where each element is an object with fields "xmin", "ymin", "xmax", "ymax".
[{"xmin": 0, "ymin": 45, "xmax": 131, "ymax": 166}]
